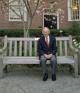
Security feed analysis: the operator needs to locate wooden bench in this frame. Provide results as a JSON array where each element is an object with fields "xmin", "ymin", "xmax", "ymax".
[{"xmin": 0, "ymin": 36, "xmax": 79, "ymax": 78}]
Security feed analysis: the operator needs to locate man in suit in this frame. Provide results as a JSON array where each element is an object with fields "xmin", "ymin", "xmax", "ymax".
[{"xmin": 37, "ymin": 27, "xmax": 57, "ymax": 81}]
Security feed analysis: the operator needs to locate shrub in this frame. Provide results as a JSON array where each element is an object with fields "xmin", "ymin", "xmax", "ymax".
[
  {"xmin": 0, "ymin": 29, "xmax": 70, "ymax": 37},
  {"xmin": 0, "ymin": 22, "xmax": 80, "ymax": 38},
  {"xmin": 0, "ymin": 29, "xmax": 23, "ymax": 37}
]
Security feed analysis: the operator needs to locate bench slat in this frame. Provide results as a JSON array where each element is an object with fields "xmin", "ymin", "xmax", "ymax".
[
  {"xmin": 7, "ymin": 37, "xmax": 69, "ymax": 41},
  {"xmin": 29, "ymin": 41, "xmax": 32, "ymax": 56},
  {"xmin": 24, "ymin": 41, "xmax": 27, "ymax": 56},
  {"xmin": 34, "ymin": 41, "xmax": 37, "ymax": 56},
  {"xmin": 64, "ymin": 40, "xmax": 68, "ymax": 56},
  {"xmin": 9, "ymin": 40, "xmax": 12, "ymax": 56},
  {"xmin": 59, "ymin": 41, "xmax": 63, "ymax": 56},
  {"xmin": 14, "ymin": 41, "xmax": 17, "ymax": 56},
  {"xmin": 3, "ymin": 56, "xmax": 74, "ymax": 64},
  {"xmin": 19, "ymin": 41, "xmax": 22, "ymax": 56}
]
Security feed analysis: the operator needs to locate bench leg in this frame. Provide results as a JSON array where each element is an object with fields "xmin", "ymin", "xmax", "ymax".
[
  {"xmin": 0, "ymin": 58, "xmax": 3, "ymax": 78},
  {"xmin": 69, "ymin": 65, "xmax": 73, "ymax": 72},
  {"xmin": 0, "ymin": 69, "xmax": 3, "ymax": 78},
  {"xmin": 0, "ymin": 55, "xmax": 4, "ymax": 78},
  {"xmin": 74, "ymin": 63, "xmax": 78, "ymax": 78},
  {"xmin": 74, "ymin": 54, "xmax": 78, "ymax": 78},
  {"xmin": 3, "ymin": 65, "xmax": 8, "ymax": 73}
]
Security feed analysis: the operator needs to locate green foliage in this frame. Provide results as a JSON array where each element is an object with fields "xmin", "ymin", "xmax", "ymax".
[
  {"xmin": 0, "ymin": 29, "xmax": 24, "ymax": 37},
  {"xmin": 0, "ymin": 21, "xmax": 80, "ymax": 38},
  {"xmin": 29, "ymin": 29, "xmax": 42, "ymax": 37},
  {"xmin": 69, "ymin": 21, "xmax": 80, "ymax": 36},
  {"xmin": 70, "ymin": 21, "xmax": 80, "ymax": 42},
  {"xmin": 0, "ymin": 28, "xmax": 70, "ymax": 37}
]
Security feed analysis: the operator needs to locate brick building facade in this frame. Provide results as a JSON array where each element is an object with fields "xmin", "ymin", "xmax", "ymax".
[{"xmin": 0, "ymin": 0, "xmax": 80, "ymax": 29}]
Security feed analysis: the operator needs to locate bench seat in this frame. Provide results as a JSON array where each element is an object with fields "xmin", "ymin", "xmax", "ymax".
[{"xmin": 3, "ymin": 56, "xmax": 74, "ymax": 65}]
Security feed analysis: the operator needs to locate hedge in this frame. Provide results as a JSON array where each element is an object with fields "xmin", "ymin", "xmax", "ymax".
[
  {"xmin": 0, "ymin": 29, "xmax": 24, "ymax": 37},
  {"xmin": 0, "ymin": 21, "xmax": 80, "ymax": 39},
  {"xmin": 0, "ymin": 28, "xmax": 75, "ymax": 37}
]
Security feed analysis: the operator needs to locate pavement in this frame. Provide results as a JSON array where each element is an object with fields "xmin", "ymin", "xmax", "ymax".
[{"xmin": 0, "ymin": 66, "xmax": 80, "ymax": 93}]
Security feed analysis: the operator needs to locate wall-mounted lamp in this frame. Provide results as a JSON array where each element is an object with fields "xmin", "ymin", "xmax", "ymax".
[{"xmin": 72, "ymin": 6, "xmax": 78, "ymax": 10}]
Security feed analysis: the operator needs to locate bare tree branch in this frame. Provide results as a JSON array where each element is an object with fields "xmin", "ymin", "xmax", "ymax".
[
  {"xmin": 26, "ymin": 0, "xmax": 32, "ymax": 17},
  {"xmin": 18, "ymin": 0, "xmax": 26, "ymax": 37},
  {"xmin": 2, "ymin": 0, "xmax": 22, "ymax": 18},
  {"xmin": 23, "ymin": 0, "xmax": 32, "ymax": 17},
  {"xmin": 9, "ymin": 0, "xmax": 18, "ymax": 4},
  {"xmin": 32, "ymin": 0, "xmax": 40, "ymax": 18},
  {"xmin": 0, "ymin": 0, "xmax": 46, "ymax": 37}
]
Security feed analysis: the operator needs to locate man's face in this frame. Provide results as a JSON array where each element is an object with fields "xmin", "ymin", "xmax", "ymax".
[{"xmin": 42, "ymin": 28, "xmax": 50, "ymax": 37}]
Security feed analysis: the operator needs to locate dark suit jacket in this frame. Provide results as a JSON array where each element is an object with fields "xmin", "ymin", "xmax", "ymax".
[{"xmin": 37, "ymin": 35, "xmax": 57, "ymax": 57}]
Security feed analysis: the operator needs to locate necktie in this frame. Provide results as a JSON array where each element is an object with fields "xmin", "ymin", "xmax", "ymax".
[{"xmin": 45, "ymin": 37, "xmax": 49, "ymax": 46}]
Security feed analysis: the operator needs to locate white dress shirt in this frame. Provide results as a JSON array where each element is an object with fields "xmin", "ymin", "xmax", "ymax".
[{"xmin": 45, "ymin": 36, "xmax": 50, "ymax": 45}]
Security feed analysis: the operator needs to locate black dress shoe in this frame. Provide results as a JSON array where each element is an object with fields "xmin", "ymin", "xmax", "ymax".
[
  {"xmin": 43, "ymin": 73, "xmax": 48, "ymax": 81},
  {"xmin": 52, "ymin": 74, "xmax": 56, "ymax": 81}
]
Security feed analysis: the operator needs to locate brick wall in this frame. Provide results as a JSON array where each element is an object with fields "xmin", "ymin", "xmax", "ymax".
[{"xmin": 0, "ymin": 0, "xmax": 70, "ymax": 29}]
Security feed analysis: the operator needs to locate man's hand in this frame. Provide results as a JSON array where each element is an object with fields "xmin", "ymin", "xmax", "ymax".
[
  {"xmin": 44, "ymin": 54, "xmax": 48, "ymax": 59},
  {"xmin": 48, "ymin": 54, "xmax": 53, "ymax": 58},
  {"xmin": 44, "ymin": 54, "xmax": 53, "ymax": 59}
]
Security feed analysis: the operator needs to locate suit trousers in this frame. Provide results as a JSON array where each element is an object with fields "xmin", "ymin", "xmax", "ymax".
[{"xmin": 40, "ymin": 55, "xmax": 57, "ymax": 75}]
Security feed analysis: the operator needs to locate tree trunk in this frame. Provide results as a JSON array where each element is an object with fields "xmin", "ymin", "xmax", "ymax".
[{"xmin": 25, "ymin": 16, "xmax": 32, "ymax": 37}]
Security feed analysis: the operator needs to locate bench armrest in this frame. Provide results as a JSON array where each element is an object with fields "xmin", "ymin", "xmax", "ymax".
[
  {"xmin": 0, "ymin": 36, "xmax": 7, "ymax": 55},
  {"xmin": 0, "ymin": 47, "xmax": 7, "ymax": 54},
  {"xmin": 70, "ymin": 46, "xmax": 78, "ymax": 54},
  {"xmin": 69, "ymin": 46, "xmax": 79, "ymax": 77}
]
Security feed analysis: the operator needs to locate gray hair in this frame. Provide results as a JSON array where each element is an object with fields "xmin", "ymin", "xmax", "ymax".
[{"xmin": 42, "ymin": 27, "xmax": 50, "ymax": 32}]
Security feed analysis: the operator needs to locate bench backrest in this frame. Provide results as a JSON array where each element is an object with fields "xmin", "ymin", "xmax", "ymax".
[{"xmin": 4, "ymin": 36, "xmax": 72, "ymax": 57}]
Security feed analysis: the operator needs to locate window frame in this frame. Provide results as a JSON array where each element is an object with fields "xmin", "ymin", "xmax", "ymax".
[
  {"xmin": 68, "ymin": 0, "xmax": 80, "ymax": 21},
  {"xmin": 9, "ymin": 0, "xmax": 27, "ymax": 22},
  {"xmin": 43, "ymin": 8, "xmax": 59, "ymax": 29}
]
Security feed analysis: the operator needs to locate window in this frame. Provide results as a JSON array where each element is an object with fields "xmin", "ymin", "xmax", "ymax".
[
  {"xmin": 68, "ymin": 0, "xmax": 80, "ymax": 21},
  {"xmin": 43, "ymin": 8, "xmax": 59, "ymax": 29},
  {"xmin": 44, "ymin": 14, "xmax": 57, "ymax": 29},
  {"xmin": 9, "ymin": 0, "xmax": 27, "ymax": 21}
]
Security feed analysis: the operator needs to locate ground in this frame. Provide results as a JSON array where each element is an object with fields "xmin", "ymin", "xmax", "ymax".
[{"xmin": 0, "ymin": 66, "xmax": 80, "ymax": 93}]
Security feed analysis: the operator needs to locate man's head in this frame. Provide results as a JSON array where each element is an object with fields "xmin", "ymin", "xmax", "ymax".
[{"xmin": 42, "ymin": 27, "xmax": 50, "ymax": 37}]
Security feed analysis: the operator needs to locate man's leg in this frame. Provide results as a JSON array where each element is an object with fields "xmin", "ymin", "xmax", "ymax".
[
  {"xmin": 50, "ymin": 55, "xmax": 57, "ymax": 81},
  {"xmin": 40, "ymin": 55, "xmax": 48, "ymax": 81},
  {"xmin": 40, "ymin": 55, "xmax": 48, "ymax": 75}
]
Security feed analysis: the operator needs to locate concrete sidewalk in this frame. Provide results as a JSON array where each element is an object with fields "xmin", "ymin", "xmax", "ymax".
[{"xmin": 0, "ymin": 67, "xmax": 80, "ymax": 93}]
